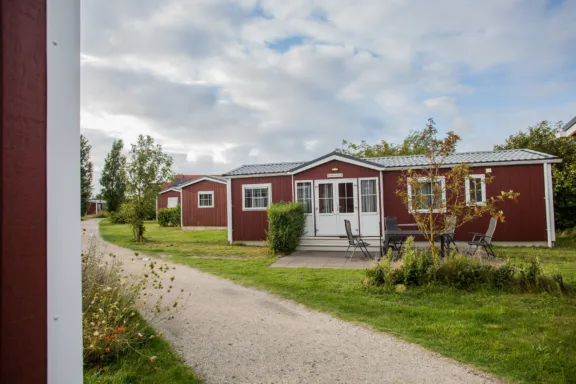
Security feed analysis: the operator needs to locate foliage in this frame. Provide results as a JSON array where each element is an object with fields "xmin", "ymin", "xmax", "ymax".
[
  {"xmin": 158, "ymin": 207, "xmax": 181, "ymax": 227},
  {"xmin": 82, "ymin": 237, "xmax": 188, "ymax": 367},
  {"xmin": 338, "ymin": 128, "xmax": 434, "ymax": 158},
  {"xmin": 100, "ymin": 140, "xmax": 127, "ymax": 213},
  {"xmin": 94, "ymin": 210, "xmax": 109, "ymax": 219},
  {"xmin": 81, "ymin": 134, "xmax": 94, "ymax": 216},
  {"xmin": 125, "ymin": 135, "xmax": 174, "ymax": 241},
  {"xmin": 395, "ymin": 119, "xmax": 519, "ymax": 271},
  {"xmin": 109, "ymin": 202, "xmax": 131, "ymax": 224},
  {"xmin": 266, "ymin": 202, "xmax": 307, "ymax": 254},
  {"xmin": 364, "ymin": 238, "xmax": 572, "ymax": 295},
  {"xmin": 84, "ymin": 324, "xmax": 200, "ymax": 383},
  {"xmin": 495, "ymin": 120, "xmax": 576, "ymax": 229}
]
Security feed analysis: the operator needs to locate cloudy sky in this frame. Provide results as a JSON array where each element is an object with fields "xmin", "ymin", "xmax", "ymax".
[{"xmin": 81, "ymin": 0, "xmax": 576, "ymax": 192}]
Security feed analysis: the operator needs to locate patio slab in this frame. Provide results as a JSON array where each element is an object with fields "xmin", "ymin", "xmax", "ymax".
[{"xmin": 270, "ymin": 251, "xmax": 376, "ymax": 269}]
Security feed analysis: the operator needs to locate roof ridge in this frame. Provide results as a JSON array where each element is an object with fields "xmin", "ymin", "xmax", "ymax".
[{"xmin": 366, "ymin": 148, "xmax": 532, "ymax": 160}]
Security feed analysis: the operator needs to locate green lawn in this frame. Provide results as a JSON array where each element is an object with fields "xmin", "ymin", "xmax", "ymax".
[
  {"xmin": 99, "ymin": 220, "xmax": 269, "ymax": 258},
  {"xmin": 84, "ymin": 317, "xmax": 201, "ymax": 384},
  {"xmin": 100, "ymin": 220, "xmax": 576, "ymax": 384}
]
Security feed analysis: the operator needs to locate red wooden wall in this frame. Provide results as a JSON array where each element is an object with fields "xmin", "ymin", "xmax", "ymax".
[
  {"xmin": 293, "ymin": 160, "xmax": 379, "ymax": 180},
  {"xmin": 1, "ymin": 0, "xmax": 48, "ymax": 381},
  {"xmin": 383, "ymin": 164, "xmax": 547, "ymax": 241},
  {"xmin": 158, "ymin": 190, "xmax": 180, "ymax": 209},
  {"xmin": 231, "ymin": 176, "xmax": 293, "ymax": 241},
  {"xmin": 181, "ymin": 180, "xmax": 227, "ymax": 227}
]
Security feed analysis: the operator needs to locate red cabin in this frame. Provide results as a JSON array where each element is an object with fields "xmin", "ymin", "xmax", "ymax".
[
  {"xmin": 180, "ymin": 176, "xmax": 228, "ymax": 229},
  {"xmin": 223, "ymin": 149, "xmax": 560, "ymax": 250},
  {"xmin": 157, "ymin": 176, "xmax": 228, "ymax": 229}
]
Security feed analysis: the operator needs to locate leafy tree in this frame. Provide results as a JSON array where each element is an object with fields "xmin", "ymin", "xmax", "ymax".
[
  {"xmin": 396, "ymin": 119, "xmax": 518, "ymax": 275},
  {"xmin": 125, "ymin": 135, "xmax": 174, "ymax": 241},
  {"xmin": 495, "ymin": 120, "xmax": 576, "ymax": 229},
  {"xmin": 81, "ymin": 134, "xmax": 94, "ymax": 216},
  {"xmin": 99, "ymin": 139, "xmax": 127, "ymax": 213},
  {"xmin": 338, "ymin": 129, "xmax": 435, "ymax": 158}
]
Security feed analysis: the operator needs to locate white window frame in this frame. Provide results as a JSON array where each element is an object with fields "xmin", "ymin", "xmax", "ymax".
[
  {"xmin": 295, "ymin": 181, "xmax": 313, "ymax": 215},
  {"xmin": 359, "ymin": 177, "xmax": 379, "ymax": 215},
  {"xmin": 465, "ymin": 174, "xmax": 486, "ymax": 206},
  {"xmin": 242, "ymin": 183, "xmax": 272, "ymax": 211},
  {"xmin": 198, "ymin": 191, "xmax": 215, "ymax": 208},
  {"xmin": 167, "ymin": 196, "xmax": 179, "ymax": 208},
  {"xmin": 407, "ymin": 176, "xmax": 446, "ymax": 213}
]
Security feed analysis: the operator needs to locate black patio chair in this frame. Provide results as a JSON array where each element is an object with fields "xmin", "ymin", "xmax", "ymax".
[
  {"xmin": 384, "ymin": 216, "xmax": 405, "ymax": 259},
  {"xmin": 467, "ymin": 217, "xmax": 497, "ymax": 258},
  {"xmin": 444, "ymin": 215, "xmax": 458, "ymax": 254},
  {"xmin": 344, "ymin": 219, "xmax": 373, "ymax": 260}
]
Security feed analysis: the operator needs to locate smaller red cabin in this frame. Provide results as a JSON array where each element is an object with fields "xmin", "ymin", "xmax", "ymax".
[
  {"xmin": 85, "ymin": 200, "xmax": 106, "ymax": 215},
  {"xmin": 156, "ymin": 176, "xmax": 228, "ymax": 228},
  {"xmin": 180, "ymin": 176, "xmax": 228, "ymax": 229}
]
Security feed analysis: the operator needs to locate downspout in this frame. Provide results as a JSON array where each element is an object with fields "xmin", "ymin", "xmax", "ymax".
[
  {"xmin": 227, "ymin": 178, "xmax": 233, "ymax": 244},
  {"xmin": 543, "ymin": 163, "xmax": 552, "ymax": 248},
  {"xmin": 180, "ymin": 189, "xmax": 184, "ymax": 228},
  {"xmin": 155, "ymin": 197, "xmax": 158, "ymax": 221},
  {"xmin": 379, "ymin": 170, "xmax": 385, "ymax": 237},
  {"xmin": 548, "ymin": 164, "xmax": 556, "ymax": 244}
]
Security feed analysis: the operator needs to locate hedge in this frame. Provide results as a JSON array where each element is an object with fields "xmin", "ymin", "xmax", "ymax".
[
  {"xmin": 158, "ymin": 206, "xmax": 181, "ymax": 227},
  {"xmin": 266, "ymin": 201, "xmax": 306, "ymax": 254}
]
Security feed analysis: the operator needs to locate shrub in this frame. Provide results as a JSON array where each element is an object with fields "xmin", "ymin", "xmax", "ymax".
[
  {"xmin": 109, "ymin": 203, "xmax": 131, "ymax": 224},
  {"xmin": 266, "ymin": 201, "xmax": 306, "ymax": 254},
  {"xmin": 364, "ymin": 241, "xmax": 573, "ymax": 295},
  {"xmin": 158, "ymin": 206, "xmax": 181, "ymax": 227},
  {"xmin": 82, "ymin": 237, "xmax": 189, "ymax": 367},
  {"xmin": 94, "ymin": 210, "xmax": 109, "ymax": 219}
]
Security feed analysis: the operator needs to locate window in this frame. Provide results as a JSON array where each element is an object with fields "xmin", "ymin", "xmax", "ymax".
[
  {"xmin": 360, "ymin": 179, "xmax": 378, "ymax": 213},
  {"xmin": 407, "ymin": 177, "xmax": 446, "ymax": 213},
  {"xmin": 338, "ymin": 182, "xmax": 355, "ymax": 213},
  {"xmin": 465, "ymin": 174, "xmax": 486, "ymax": 206},
  {"xmin": 167, "ymin": 197, "xmax": 178, "ymax": 208},
  {"xmin": 198, "ymin": 191, "xmax": 214, "ymax": 208},
  {"xmin": 243, "ymin": 184, "xmax": 271, "ymax": 211},
  {"xmin": 318, "ymin": 183, "xmax": 334, "ymax": 214},
  {"xmin": 296, "ymin": 182, "xmax": 312, "ymax": 214}
]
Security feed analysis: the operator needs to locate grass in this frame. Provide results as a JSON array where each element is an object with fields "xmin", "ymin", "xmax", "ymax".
[
  {"xmin": 100, "ymin": 220, "xmax": 576, "ymax": 384},
  {"xmin": 84, "ymin": 315, "xmax": 201, "ymax": 384},
  {"xmin": 99, "ymin": 220, "xmax": 269, "ymax": 258}
]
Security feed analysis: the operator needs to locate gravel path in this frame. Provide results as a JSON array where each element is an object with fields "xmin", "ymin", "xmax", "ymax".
[{"xmin": 82, "ymin": 220, "xmax": 500, "ymax": 384}]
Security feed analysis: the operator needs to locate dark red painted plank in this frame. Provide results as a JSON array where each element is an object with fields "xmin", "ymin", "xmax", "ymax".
[{"xmin": 1, "ymin": 0, "xmax": 48, "ymax": 382}]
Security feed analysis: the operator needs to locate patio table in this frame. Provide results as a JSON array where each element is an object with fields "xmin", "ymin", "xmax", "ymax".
[{"xmin": 380, "ymin": 230, "xmax": 449, "ymax": 260}]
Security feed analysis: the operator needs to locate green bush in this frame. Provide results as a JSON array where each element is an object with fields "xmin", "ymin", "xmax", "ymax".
[
  {"xmin": 158, "ymin": 206, "xmax": 181, "ymax": 227},
  {"xmin": 364, "ymin": 241, "xmax": 572, "ymax": 295},
  {"xmin": 109, "ymin": 203, "xmax": 130, "ymax": 224},
  {"xmin": 266, "ymin": 201, "xmax": 306, "ymax": 254},
  {"xmin": 94, "ymin": 210, "xmax": 108, "ymax": 219}
]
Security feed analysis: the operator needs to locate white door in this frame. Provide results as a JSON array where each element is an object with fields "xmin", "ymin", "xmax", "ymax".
[
  {"xmin": 314, "ymin": 179, "xmax": 359, "ymax": 236},
  {"xmin": 295, "ymin": 181, "xmax": 314, "ymax": 236},
  {"xmin": 359, "ymin": 178, "xmax": 380, "ymax": 236},
  {"xmin": 315, "ymin": 181, "xmax": 337, "ymax": 236}
]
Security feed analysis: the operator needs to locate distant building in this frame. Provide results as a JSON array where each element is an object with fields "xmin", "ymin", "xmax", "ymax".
[{"xmin": 557, "ymin": 116, "xmax": 576, "ymax": 138}]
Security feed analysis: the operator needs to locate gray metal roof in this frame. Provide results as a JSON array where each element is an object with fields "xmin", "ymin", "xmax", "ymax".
[
  {"xmin": 223, "ymin": 161, "xmax": 307, "ymax": 176},
  {"xmin": 368, "ymin": 149, "xmax": 559, "ymax": 168},
  {"xmin": 223, "ymin": 149, "xmax": 559, "ymax": 176},
  {"xmin": 561, "ymin": 116, "xmax": 576, "ymax": 131}
]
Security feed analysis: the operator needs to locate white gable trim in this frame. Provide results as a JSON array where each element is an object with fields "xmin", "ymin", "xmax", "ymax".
[
  {"xmin": 557, "ymin": 123, "xmax": 576, "ymax": 138},
  {"xmin": 159, "ymin": 187, "xmax": 181, "ymax": 194},
  {"xmin": 291, "ymin": 154, "xmax": 382, "ymax": 175},
  {"xmin": 179, "ymin": 176, "xmax": 227, "ymax": 189}
]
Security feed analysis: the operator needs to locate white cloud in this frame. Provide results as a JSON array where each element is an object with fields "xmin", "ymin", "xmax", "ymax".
[{"xmin": 81, "ymin": 0, "xmax": 576, "ymax": 192}]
